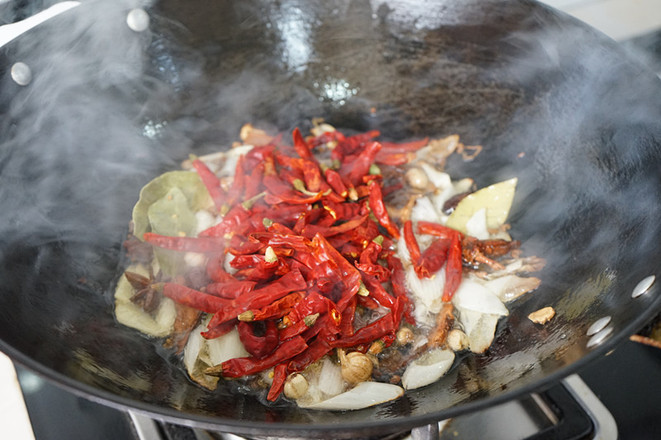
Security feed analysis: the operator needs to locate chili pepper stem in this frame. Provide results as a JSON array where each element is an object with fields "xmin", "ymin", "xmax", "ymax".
[{"xmin": 237, "ymin": 310, "xmax": 254, "ymax": 322}]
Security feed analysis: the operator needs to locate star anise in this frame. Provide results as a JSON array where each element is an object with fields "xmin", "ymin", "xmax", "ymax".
[{"xmin": 124, "ymin": 268, "xmax": 162, "ymax": 314}]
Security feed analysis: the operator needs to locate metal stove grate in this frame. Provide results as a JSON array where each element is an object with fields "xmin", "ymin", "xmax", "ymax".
[{"xmin": 127, "ymin": 375, "xmax": 616, "ymax": 440}]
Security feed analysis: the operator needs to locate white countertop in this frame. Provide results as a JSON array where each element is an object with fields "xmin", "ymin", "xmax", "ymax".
[{"xmin": 541, "ymin": 0, "xmax": 661, "ymax": 41}]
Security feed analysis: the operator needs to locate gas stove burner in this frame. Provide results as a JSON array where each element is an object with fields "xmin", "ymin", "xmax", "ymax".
[{"xmin": 124, "ymin": 375, "xmax": 615, "ymax": 440}]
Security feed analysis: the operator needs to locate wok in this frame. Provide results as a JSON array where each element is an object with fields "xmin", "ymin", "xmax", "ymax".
[{"xmin": 1, "ymin": 0, "xmax": 661, "ymax": 437}]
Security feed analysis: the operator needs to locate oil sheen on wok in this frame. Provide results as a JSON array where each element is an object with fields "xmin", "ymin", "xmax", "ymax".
[{"xmin": 114, "ymin": 121, "xmax": 546, "ymax": 410}]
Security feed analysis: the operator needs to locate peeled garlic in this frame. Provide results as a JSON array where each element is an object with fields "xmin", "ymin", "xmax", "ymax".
[
  {"xmin": 284, "ymin": 373, "xmax": 309, "ymax": 400},
  {"xmin": 338, "ymin": 349, "xmax": 373, "ymax": 384},
  {"xmin": 405, "ymin": 167, "xmax": 429, "ymax": 189},
  {"xmin": 447, "ymin": 329, "xmax": 469, "ymax": 351},
  {"xmin": 396, "ymin": 327, "xmax": 415, "ymax": 345}
]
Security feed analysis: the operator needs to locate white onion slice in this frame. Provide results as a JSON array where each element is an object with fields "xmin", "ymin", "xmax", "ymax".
[
  {"xmin": 184, "ymin": 324, "xmax": 206, "ymax": 374},
  {"xmin": 402, "ymin": 348, "xmax": 455, "ymax": 390},
  {"xmin": 452, "ymin": 279, "xmax": 509, "ymax": 316},
  {"xmin": 420, "ymin": 163, "xmax": 452, "ymax": 189},
  {"xmin": 410, "ymin": 196, "xmax": 442, "ymax": 224},
  {"xmin": 481, "ymin": 275, "xmax": 541, "ymax": 303},
  {"xmin": 406, "ymin": 266, "xmax": 445, "ymax": 313},
  {"xmin": 206, "ymin": 327, "xmax": 249, "ymax": 366},
  {"xmin": 456, "ymin": 307, "xmax": 501, "ymax": 353},
  {"xmin": 317, "ymin": 357, "xmax": 344, "ymax": 397},
  {"xmin": 299, "ymin": 381, "xmax": 404, "ymax": 411}
]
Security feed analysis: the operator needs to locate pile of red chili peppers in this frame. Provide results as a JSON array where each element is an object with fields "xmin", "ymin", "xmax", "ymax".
[{"xmin": 142, "ymin": 127, "xmax": 464, "ymax": 401}]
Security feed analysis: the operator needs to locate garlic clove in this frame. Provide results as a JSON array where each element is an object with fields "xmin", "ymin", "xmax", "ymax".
[
  {"xmin": 338, "ymin": 349, "xmax": 373, "ymax": 384},
  {"xmin": 284, "ymin": 373, "xmax": 309, "ymax": 400}
]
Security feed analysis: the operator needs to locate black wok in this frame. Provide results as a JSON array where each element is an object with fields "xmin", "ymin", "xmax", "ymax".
[{"xmin": 1, "ymin": 0, "xmax": 661, "ymax": 437}]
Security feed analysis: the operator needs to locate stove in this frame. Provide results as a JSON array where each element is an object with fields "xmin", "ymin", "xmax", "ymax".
[{"xmin": 6, "ymin": 339, "xmax": 660, "ymax": 440}]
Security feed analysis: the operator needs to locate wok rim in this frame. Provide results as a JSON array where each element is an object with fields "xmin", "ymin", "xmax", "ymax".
[{"xmin": 3, "ymin": 289, "xmax": 660, "ymax": 436}]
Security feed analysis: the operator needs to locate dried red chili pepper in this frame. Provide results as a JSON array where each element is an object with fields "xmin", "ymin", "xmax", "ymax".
[
  {"xmin": 368, "ymin": 181, "xmax": 401, "ymax": 239},
  {"xmin": 242, "ymin": 163, "xmax": 263, "ymax": 200},
  {"xmin": 230, "ymin": 253, "xmax": 278, "ymax": 270},
  {"xmin": 226, "ymin": 236, "xmax": 265, "ymax": 255},
  {"xmin": 374, "ymin": 152, "xmax": 416, "ymax": 166},
  {"xmin": 237, "ymin": 320, "xmax": 279, "ymax": 359},
  {"xmin": 238, "ymin": 292, "xmax": 303, "ymax": 322},
  {"xmin": 301, "ymin": 160, "xmax": 322, "ymax": 193},
  {"xmin": 160, "ymin": 283, "xmax": 231, "ymax": 313},
  {"xmin": 205, "ymin": 255, "xmax": 235, "ymax": 283},
  {"xmin": 301, "ymin": 215, "xmax": 368, "ymax": 239},
  {"xmin": 311, "ymin": 233, "xmax": 362, "ymax": 312},
  {"xmin": 199, "ymin": 204, "xmax": 250, "ymax": 237},
  {"xmin": 355, "ymin": 240, "xmax": 390, "ymax": 282},
  {"xmin": 360, "ymin": 272, "xmax": 396, "ymax": 309},
  {"xmin": 265, "ymin": 188, "xmax": 325, "ymax": 206},
  {"xmin": 292, "ymin": 127, "xmax": 314, "ymax": 161},
  {"xmin": 226, "ymin": 154, "xmax": 246, "ymax": 207},
  {"xmin": 379, "ymin": 137, "xmax": 429, "ymax": 153},
  {"xmin": 339, "ymin": 296, "xmax": 357, "ymax": 337},
  {"xmin": 279, "ymin": 313, "xmax": 319, "ymax": 341},
  {"xmin": 419, "ymin": 238, "xmax": 451, "ymax": 276},
  {"xmin": 324, "ymin": 169, "xmax": 348, "ymax": 198},
  {"xmin": 340, "ymin": 141, "xmax": 382, "ymax": 187},
  {"xmin": 241, "ymin": 269, "xmax": 307, "ymax": 310},
  {"xmin": 212, "ymin": 335, "xmax": 308, "ymax": 378},
  {"xmin": 267, "ymin": 362, "xmax": 288, "ymax": 401},
  {"xmin": 205, "ymin": 280, "xmax": 256, "ymax": 299},
  {"xmin": 417, "ymin": 221, "xmax": 461, "ymax": 240},
  {"xmin": 333, "ymin": 312, "xmax": 395, "ymax": 348},
  {"xmin": 191, "ymin": 158, "xmax": 226, "ymax": 210},
  {"xmin": 442, "ymin": 231, "xmax": 463, "ymax": 302},
  {"xmin": 199, "ymin": 319, "xmax": 237, "ymax": 340},
  {"xmin": 286, "ymin": 337, "xmax": 332, "ymax": 374},
  {"xmin": 332, "ymin": 130, "xmax": 380, "ymax": 162},
  {"xmin": 143, "ymin": 233, "xmax": 225, "ymax": 253},
  {"xmin": 283, "ymin": 291, "xmax": 335, "ymax": 326},
  {"xmin": 321, "ymin": 199, "xmax": 362, "ymax": 221},
  {"xmin": 402, "ymin": 220, "xmax": 425, "ymax": 274}
]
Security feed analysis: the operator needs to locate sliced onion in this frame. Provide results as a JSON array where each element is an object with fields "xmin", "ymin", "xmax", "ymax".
[
  {"xmin": 420, "ymin": 163, "xmax": 452, "ymax": 189},
  {"xmin": 206, "ymin": 327, "xmax": 250, "ymax": 366},
  {"xmin": 317, "ymin": 357, "xmax": 345, "ymax": 397},
  {"xmin": 402, "ymin": 348, "xmax": 455, "ymax": 390},
  {"xmin": 299, "ymin": 381, "xmax": 404, "ymax": 411},
  {"xmin": 182, "ymin": 322, "xmax": 220, "ymax": 390},
  {"xmin": 410, "ymin": 196, "xmax": 442, "ymax": 224},
  {"xmin": 405, "ymin": 264, "xmax": 446, "ymax": 318},
  {"xmin": 456, "ymin": 306, "xmax": 501, "ymax": 354},
  {"xmin": 452, "ymin": 278, "xmax": 509, "ymax": 316},
  {"xmin": 481, "ymin": 275, "xmax": 541, "ymax": 303},
  {"xmin": 184, "ymin": 323, "xmax": 206, "ymax": 374}
]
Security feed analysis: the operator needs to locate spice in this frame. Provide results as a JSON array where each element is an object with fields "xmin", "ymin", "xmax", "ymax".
[{"xmin": 120, "ymin": 125, "xmax": 536, "ymax": 405}]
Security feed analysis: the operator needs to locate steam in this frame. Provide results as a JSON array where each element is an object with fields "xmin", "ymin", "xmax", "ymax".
[
  {"xmin": 0, "ymin": 0, "xmax": 168, "ymax": 249},
  {"xmin": 1, "ymin": 0, "xmax": 660, "ymax": 284}
]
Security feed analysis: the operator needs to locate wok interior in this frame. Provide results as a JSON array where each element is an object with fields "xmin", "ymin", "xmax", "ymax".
[{"xmin": 1, "ymin": 0, "xmax": 661, "ymax": 436}]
